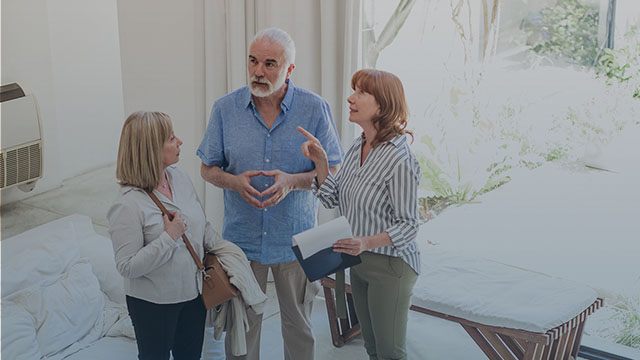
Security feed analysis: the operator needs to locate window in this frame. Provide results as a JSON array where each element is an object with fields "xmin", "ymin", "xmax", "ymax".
[{"xmin": 363, "ymin": 0, "xmax": 640, "ymax": 356}]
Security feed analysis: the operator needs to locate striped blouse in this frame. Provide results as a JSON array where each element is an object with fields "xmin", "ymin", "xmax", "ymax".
[{"xmin": 312, "ymin": 134, "xmax": 421, "ymax": 275}]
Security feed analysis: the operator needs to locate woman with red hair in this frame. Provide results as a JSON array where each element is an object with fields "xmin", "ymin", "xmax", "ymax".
[{"xmin": 299, "ymin": 69, "xmax": 421, "ymax": 360}]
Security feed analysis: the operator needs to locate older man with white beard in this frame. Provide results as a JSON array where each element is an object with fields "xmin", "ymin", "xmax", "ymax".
[{"xmin": 197, "ymin": 28, "xmax": 343, "ymax": 360}]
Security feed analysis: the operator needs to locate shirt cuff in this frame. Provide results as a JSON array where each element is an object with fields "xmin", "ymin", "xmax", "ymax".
[
  {"xmin": 160, "ymin": 231, "xmax": 179, "ymax": 248},
  {"xmin": 314, "ymin": 173, "xmax": 337, "ymax": 197},
  {"xmin": 385, "ymin": 222, "xmax": 418, "ymax": 254},
  {"xmin": 311, "ymin": 175, "xmax": 320, "ymax": 194}
]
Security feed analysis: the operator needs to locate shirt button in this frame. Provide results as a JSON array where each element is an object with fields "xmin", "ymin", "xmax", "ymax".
[
  {"xmin": 267, "ymin": 134, "xmax": 271, "ymax": 137},
  {"xmin": 264, "ymin": 184, "xmax": 268, "ymax": 187},
  {"xmin": 265, "ymin": 159, "xmax": 270, "ymax": 163},
  {"xmin": 263, "ymin": 232, "xmax": 267, "ymax": 235}
]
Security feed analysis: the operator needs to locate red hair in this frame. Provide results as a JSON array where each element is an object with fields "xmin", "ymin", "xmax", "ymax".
[{"xmin": 351, "ymin": 69, "xmax": 412, "ymax": 147}]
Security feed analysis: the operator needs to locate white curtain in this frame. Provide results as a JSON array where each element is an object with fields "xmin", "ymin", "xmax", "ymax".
[{"xmin": 203, "ymin": 0, "xmax": 362, "ymax": 227}]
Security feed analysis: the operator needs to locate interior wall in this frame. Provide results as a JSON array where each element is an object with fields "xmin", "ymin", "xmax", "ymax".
[
  {"xmin": 47, "ymin": 0, "xmax": 125, "ymax": 178},
  {"xmin": 1, "ymin": 0, "xmax": 124, "ymax": 205},
  {"xmin": 203, "ymin": 0, "xmax": 334, "ymax": 229},
  {"xmin": 257, "ymin": 0, "xmax": 323, "ymax": 96},
  {"xmin": 116, "ymin": 0, "xmax": 206, "ymax": 201}
]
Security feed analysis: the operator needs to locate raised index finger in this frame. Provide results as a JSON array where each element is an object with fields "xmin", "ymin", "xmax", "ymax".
[{"xmin": 297, "ymin": 126, "xmax": 318, "ymax": 142}]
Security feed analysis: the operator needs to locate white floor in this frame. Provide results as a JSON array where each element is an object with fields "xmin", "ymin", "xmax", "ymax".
[{"xmin": 2, "ymin": 164, "xmax": 637, "ymax": 359}]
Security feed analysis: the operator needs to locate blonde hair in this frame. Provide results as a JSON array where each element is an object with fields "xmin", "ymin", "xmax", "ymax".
[
  {"xmin": 351, "ymin": 69, "xmax": 412, "ymax": 147},
  {"xmin": 116, "ymin": 111, "xmax": 173, "ymax": 191}
]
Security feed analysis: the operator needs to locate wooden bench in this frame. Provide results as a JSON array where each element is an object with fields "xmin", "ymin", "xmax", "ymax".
[{"xmin": 321, "ymin": 276, "xmax": 603, "ymax": 360}]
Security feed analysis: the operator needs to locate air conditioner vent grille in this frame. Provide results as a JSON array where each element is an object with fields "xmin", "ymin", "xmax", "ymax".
[
  {"xmin": 0, "ymin": 152, "xmax": 4, "ymax": 188},
  {"xmin": 5, "ymin": 150, "xmax": 18, "ymax": 187},
  {"xmin": 0, "ymin": 143, "xmax": 42, "ymax": 189},
  {"xmin": 17, "ymin": 146, "xmax": 30, "ymax": 182},
  {"xmin": 29, "ymin": 143, "xmax": 41, "ymax": 178}
]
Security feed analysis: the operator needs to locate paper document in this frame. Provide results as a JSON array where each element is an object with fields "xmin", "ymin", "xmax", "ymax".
[{"xmin": 292, "ymin": 216, "xmax": 353, "ymax": 259}]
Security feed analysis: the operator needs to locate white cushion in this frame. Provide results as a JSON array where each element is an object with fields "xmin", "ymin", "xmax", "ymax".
[
  {"xmin": 61, "ymin": 337, "xmax": 138, "ymax": 360},
  {"xmin": 1, "ymin": 215, "xmax": 133, "ymax": 359},
  {"xmin": 64, "ymin": 214, "xmax": 125, "ymax": 305},
  {"xmin": 103, "ymin": 298, "xmax": 135, "ymax": 339},
  {"xmin": 2, "ymin": 214, "xmax": 126, "ymax": 305},
  {"xmin": 1, "ymin": 220, "xmax": 79, "ymax": 298},
  {"xmin": 0, "ymin": 303, "xmax": 42, "ymax": 360},
  {"xmin": 412, "ymin": 247, "xmax": 598, "ymax": 333},
  {"xmin": 2, "ymin": 261, "xmax": 105, "ymax": 358},
  {"xmin": 78, "ymin": 232, "xmax": 125, "ymax": 304}
]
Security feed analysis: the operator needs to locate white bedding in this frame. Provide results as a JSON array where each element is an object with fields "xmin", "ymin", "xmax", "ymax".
[
  {"xmin": 1, "ymin": 215, "xmax": 134, "ymax": 360},
  {"xmin": 412, "ymin": 247, "xmax": 598, "ymax": 333},
  {"xmin": 62, "ymin": 337, "xmax": 137, "ymax": 360}
]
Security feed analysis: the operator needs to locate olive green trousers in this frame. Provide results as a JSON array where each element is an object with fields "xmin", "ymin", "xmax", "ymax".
[{"xmin": 350, "ymin": 252, "xmax": 418, "ymax": 360}]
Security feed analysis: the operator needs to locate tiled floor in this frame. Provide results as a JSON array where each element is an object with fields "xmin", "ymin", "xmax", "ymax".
[
  {"xmin": 1, "ymin": 164, "xmax": 116, "ymax": 239},
  {"xmin": 3, "ymin": 164, "xmax": 636, "ymax": 359}
]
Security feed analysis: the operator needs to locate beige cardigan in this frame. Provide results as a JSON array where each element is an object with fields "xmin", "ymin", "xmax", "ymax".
[
  {"xmin": 205, "ymin": 239, "xmax": 268, "ymax": 356},
  {"xmin": 108, "ymin": 166, "xmax": 218, "ymax": 304}
]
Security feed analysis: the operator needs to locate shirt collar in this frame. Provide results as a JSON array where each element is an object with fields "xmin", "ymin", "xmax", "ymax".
[
  {"xmin": 280, "ymin": 79, "xmax": 295, "ymax": 111},
  {"xmin": 119, "ymin": 165, "xmax": 177, "ymax": 195},
  {"xmin": 389, "ymin": 133, "xmax": 407, "ymax": 147},
  {"xmin": 361, "ymin": 132, "xmax": 407, "ymax": 148},
  {"xmin": 243, "ymin": 79, "xmax": 295, "ymax": 112}
]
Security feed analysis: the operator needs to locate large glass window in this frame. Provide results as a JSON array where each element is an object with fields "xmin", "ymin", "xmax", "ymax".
[{"xmin": 363, "ymin": 0, "xmax": 640, "ymax": 356}]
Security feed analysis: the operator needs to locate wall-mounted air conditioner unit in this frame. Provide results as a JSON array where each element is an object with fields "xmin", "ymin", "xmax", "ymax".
[{"xmin": 0, "ymin": 83, "xmax": 43, "ymax": 192}]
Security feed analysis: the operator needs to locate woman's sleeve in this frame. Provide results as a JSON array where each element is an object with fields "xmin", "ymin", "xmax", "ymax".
[
  {"xmin": 311, "ymin": 170, "xmax": 341, "ymax": 209},
  {"xmin": 385, "ymin": 154, "xmax": 421, "ymax": 254},
  {"xmin": 108, "ymin": 200, "xmax": 177, "ymax": 278},
  {"xmin": 203, "ymin": 220, "xmax": 223, "ymax": 253}
]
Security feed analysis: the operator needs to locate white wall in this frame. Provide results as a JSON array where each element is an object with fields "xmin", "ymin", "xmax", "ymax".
[
  {"xmin": 2, "ymin": 0, "xmax": 60, "ymax": 203},
  {"xmin": 1, "ymin": 0, "xmax": 124, "ymax": 205},
  {"xmin": 2, "ymin": 0, "xmax": 344, "ymax": 228},
  {"xmin": 257, "ymin": 0, "xmax": 323, "ymax": 95},
  {"xmin": 47, "ymin": 1, "xmax": 124, "ymax": 178},
  {"xmin": 116, "ymin": 0, "xmax": 206, "ymax": 201}
]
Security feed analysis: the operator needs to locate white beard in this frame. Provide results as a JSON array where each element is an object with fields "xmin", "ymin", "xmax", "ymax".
[{"xmin": 249, "ymin": 67, "xmax": 287, "ymax": 97}]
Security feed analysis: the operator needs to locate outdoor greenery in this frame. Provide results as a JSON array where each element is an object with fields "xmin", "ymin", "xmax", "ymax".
[
  {"xmin": 615, "ymin": 298, "xmax": 640, "ymax": 349},
  {"xmin": 369, "ymin": 2, "xmax": 640, "ymax": 347},
  {"xmin": 597, "ymin": 26, "xmax": 640, "ymax": 100},
  {"xmin": 594, "ymin": 295, "xmax": 640, "ymax": 350},
  {"xmin": 522, "ymin": 0, "xmax": 600, "ymax": 67},
  {"xmin": 384, "ymin": 3, "xmax": 640, "ymax": 349},
  {"xmin": 411, "ymin": 1, "xmax": 640, "ymax": 223}
]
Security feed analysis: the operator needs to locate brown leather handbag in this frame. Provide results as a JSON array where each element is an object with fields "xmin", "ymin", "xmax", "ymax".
[{"xmin": 148, "ymin": 191, "xmax": 239, "ymax": 309}]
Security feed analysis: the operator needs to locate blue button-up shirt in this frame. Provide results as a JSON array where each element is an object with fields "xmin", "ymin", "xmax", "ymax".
[{"xmin": 197, "ymin": 80, "xmax": 344, "ymax": 264}]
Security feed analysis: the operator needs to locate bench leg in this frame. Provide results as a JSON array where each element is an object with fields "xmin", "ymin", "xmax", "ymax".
[
  {"xmin": 542, "ymin": 337, "xmax": 554, "ymax": 360},
  {"xmin": 499, "ymin": 334, "xmax": 525, "ymax": 359},
  {"xmin": 323, "ymin": 284, "xmax": 345, "ymax": 347},
  {"xmin": 522, "ymin": 341, "xmax": 543, "ymax": 360},
  {"xmin": 563, "ymin": 323, "xmax": 579, "ymax": 360},
  {"xmin": 478, "ymin": 328, "xmax": 518, "ymax": 360},
  {"xmin": 570, "ymin": 320, "xmax": 586, "ymax": 359},
  {"xmin": 321, "ymin": 278, "xmax": 361, "ymax": 347},
  {"xmin": 462, "ymin": 325, "xmax": 503, "ymax": 360}
]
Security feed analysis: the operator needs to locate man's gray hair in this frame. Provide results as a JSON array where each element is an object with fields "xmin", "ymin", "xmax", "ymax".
[{"xmin": 252, "ymin": 28, "xmax": 296, "ymax": 65}]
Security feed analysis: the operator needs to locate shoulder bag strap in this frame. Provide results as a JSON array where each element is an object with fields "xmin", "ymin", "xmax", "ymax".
[{"xmin": 147, "ymin": 190, "xmax": 205, "ymax": 272}]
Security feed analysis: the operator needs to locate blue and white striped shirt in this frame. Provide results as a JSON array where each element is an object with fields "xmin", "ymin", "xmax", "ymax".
[{"xmin": 313, "ymin": 134, "xmax": 421, "ymax": 274}]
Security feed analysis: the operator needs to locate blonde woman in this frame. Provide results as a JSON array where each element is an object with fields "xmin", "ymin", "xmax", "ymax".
[
  {"xmin": 299, "ymin": 70, "xmax": 421, "ymax": 360},
  {"xmin": 108, "ymin": 111, "xmax": 218, "ymax": 359}
]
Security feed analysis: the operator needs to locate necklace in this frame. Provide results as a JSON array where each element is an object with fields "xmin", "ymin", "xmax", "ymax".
[{"xmin": 159, "ymin": 173, "xmax": 170, "ymax": 190}]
